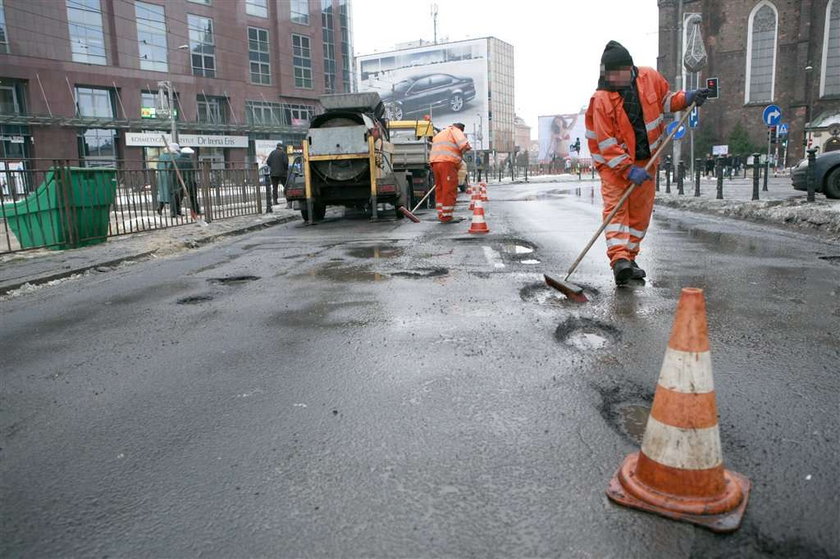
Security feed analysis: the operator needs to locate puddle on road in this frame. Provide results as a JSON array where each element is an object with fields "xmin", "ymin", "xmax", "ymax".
[
  {"xmin": 615, "ymin": 404, "xmax": 650, "ymax": 445},
  {"xmin": 304, "ymin": 263, "xmax": 388, "ymax": 283},
  {"xmin": 500, "ymin": 243, "xmax": 534, "ymax": 255},
  {"xmin": 519, "ymin": 281, "xmax": 591, "ymax": 306},
  {"xmin": 207, "ymin": 275, "xmax": 260, "ymax": 285},
  {"xmin": 555, "ymin": 317, "xmax": 620, "ymax": 349},
  {"xmin": 521, "ymin": 259, "xmax": 541, "ymax": 265},
  {"xmin": 177, "ymin": 294, "xmax": 215, "ymax": 305},
  {"xmin": 346, "ymin": 245, "xmax": 404, "ymax": 259}
]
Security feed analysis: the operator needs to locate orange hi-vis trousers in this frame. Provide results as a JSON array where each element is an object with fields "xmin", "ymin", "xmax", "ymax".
[
  {"xmin": 601, "ymin": 160, "xmax": 655, "ymax": 265},
  {"xmin": 432, "ymin": 161, "xmax": 459, "ymax": 222}
]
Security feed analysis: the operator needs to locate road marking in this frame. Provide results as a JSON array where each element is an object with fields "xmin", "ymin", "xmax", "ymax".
[{"xmin": 482, "ymin": 246, "xmax": 505, "ymax": 269}]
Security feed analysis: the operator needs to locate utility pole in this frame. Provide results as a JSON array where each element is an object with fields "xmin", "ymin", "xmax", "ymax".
[
  {"xmin": 431, "ymin": 3, "xmax": 438, "ymax": 44},
  {"xmin": 673, "ymin": 0, "xmax": 684, "ymax": 171},
  {"xmin": 157, "ymin": 80, "xmax": 178, "ymax": 143}
]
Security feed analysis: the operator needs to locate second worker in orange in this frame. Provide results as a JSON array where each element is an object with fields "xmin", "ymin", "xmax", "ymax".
[{"xmin": 430, "ymin": 122, "xmax": 472, "ymax": 223}]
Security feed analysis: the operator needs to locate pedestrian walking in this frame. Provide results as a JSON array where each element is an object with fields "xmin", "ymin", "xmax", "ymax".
[
  {"xmin": 176, "ymin": 146, "xmax": 201, "ymax": 217},
  {"xmin": 156, "ymin": 142, "xmax": 180, "ymax": 217},
  {"xmin": 585, "ymin": 40, "xmax": 710, "ymax": 284},
  {"xmin": 266, "ymin": 142, "xmax": 289, "ymax": 212},
  {"xmin": 430, "ymin": 122, "xmax": 471, "ymax": 223}
]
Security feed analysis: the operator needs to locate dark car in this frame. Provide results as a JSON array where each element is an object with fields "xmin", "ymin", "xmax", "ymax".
[
  {"xmin": 381, "ymin": 73, "xmax": 476, "ymax": 120},
  {"xmin": 791, "ymin": 150, "xmax": 840, "ymax": 199}
]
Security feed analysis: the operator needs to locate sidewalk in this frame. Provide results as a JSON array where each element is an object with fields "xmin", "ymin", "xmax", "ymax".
[
  {"xmin": 0, "ymin": 207, "xmax": 300, "ymax": 296},
  {"xmin": 489, "ymin": 173, "xmax": 840, "ymax": 237}
]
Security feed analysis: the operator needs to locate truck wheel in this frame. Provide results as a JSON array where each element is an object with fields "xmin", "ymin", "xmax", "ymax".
[{"xmin": 823, "ymin": 167, "xmax": 840, "ymax": 199}]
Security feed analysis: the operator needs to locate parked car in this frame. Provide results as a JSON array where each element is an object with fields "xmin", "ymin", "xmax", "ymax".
[
  {"xmin": 381, "ymin": 73, "xmax": 476, "ymax": 121},
  {"xmin": 791, "ymin": 150, "xmax": 840, "ymax": 199}
]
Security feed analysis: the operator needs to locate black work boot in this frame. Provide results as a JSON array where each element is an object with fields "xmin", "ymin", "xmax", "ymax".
[
  {"xmin": 612, "ymin": 258, "xmax": 635, "ymax": 285},
  {"xmin": 630, "ymin": 260, "xmax": 646, "ymax": 279}
]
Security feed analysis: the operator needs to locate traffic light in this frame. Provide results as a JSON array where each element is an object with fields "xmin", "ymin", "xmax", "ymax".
[
  {"xmin": 769, "ymin": 125, "xmax": 777, "ymax": 144},
  {"xmin": 706, "ymin": 77, "xmax": 719, "ymax": 99}
]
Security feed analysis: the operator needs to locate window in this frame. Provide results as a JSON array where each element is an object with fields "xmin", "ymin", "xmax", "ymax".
[
  {"xmin": 197, "ymin": 96, "xmax": 225, "ymax": 124},
  {"xmin": 246, "ymin": 100, "xmax": 283, "ymax": 126},
  {"xmin": 291, "ymin": 0, "xmax": 309, "ymax": 25},
  {"xmin": 285, "ymin": 104, "xmax": 313, "ymax": 127},
  {"xmin": 0, "ymin": 85, "xmax": 22, "ymax": 115},
  {"xmin": 66, "ymin": 0, "xmax": 107, "ymax": 65},
  {"xmin": 75, "ymin": 86, "xmax": 116, "ymax": 166},
  {"xmin": 0, "ymin": 0, "xmax": 9, "ymax": 54},
  {"xmin": 248, "ymin": 27, "xmax": 271, "ymax": 85},
  {"xmin": 135, "ymin": 1, "xmax": 167, "ymax": 71},
  {"xmin": 246, "ymin": 0, "xmax": 267, "ymax": 18},
  {"xmin": 822, "ymin": 0, "xmax": 840, "ymax": 97},
  {"xmin": 292, "ymin": 34, "xmax": 312, "ymax": 88},
  {"xmin": 140, "ymin": 90, "xmax": 156, "ymax": 117},
  {"xmin": 322, "ymin": 0, "xmax": 336, "ymax": 93},
  {"xmin": 188, "ymin": 14, "xmax": 216, "ymax": 77},
  {"xmin": 187, "ymin": 0, "xmax": 211, "ymax": 4},
  {"xmin": 745, "ymin": 1, "xmax": 778, "ymax": 103}
]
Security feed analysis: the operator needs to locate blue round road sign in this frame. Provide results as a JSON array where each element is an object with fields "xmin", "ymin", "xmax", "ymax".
[
  {"xmin": 666, "ymin": 121, "xmax": 687, "ymax": 140},
  {"xmin": 763, "ymin": 105, "xmax": 782, "ymax": 126}
]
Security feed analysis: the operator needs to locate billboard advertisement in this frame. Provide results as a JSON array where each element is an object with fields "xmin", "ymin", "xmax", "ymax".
[
  {"xmin": 356, "ymin": 39, "xmax": 489, "ymax": 150},
  {"xmin": 538, "ymin": 112, "xmax": 591, "ymax": 164}
]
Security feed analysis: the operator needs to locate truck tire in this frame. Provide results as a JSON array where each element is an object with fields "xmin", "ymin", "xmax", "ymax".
[
  {"xmin": 300, "ymin": 201, "xmax": 327, "ymax": 221},
  {"xmin": 823, "ymin": 167, "xmax": 840, "ymax": 199}
]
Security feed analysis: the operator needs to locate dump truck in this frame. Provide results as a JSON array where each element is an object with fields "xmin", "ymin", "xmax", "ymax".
[
  {"xmin": 283, "ymin": 92, "xmax": 410, "ymax": 223},
  {"xmin": 387, "ymin": 119, "xmax": 436, "ymax": 207}
]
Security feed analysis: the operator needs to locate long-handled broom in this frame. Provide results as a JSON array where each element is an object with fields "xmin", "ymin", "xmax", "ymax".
[
  {"xmin": 545, "ymin": 103, "xmax": 696, "ymax": 303},
  {"xmin": 160, "ymin": 136, "xmax": 208, "ymax": 226}
]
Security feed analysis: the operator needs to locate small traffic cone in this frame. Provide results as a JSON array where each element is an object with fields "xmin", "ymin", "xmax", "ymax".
[
  {"xmin": 468, "ymin": 197, "xmax": 490, "ymax": 234},
  {"xmin": 469, "ymin": 188, "xmax": 478, "ymax": 211},
  {"xmin": 479, "ymin": 182, "xmax": 488, "ymax": 202},
  {"xmin": 606, "ymin": 288, "xmax": 750, "ymax": 533}
]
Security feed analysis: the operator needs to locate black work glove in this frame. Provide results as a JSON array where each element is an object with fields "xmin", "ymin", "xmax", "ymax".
[{"xmin": 686, "ymin": 88, "xmax": 711, "ymax": 107}]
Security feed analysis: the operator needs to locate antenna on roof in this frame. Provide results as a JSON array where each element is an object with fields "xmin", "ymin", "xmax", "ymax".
[{"xmin": 431, "ymin": 3, "xmax": 438, "ymax": 44}]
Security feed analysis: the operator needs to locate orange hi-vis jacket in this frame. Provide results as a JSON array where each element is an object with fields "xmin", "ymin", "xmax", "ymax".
[
  {"xmin": 430, "ymin": 126, "xmax": 471, "ymax": 164},
  {"xmin": 585, "ymin": 67, "xmax": 688, "ymax": 183}
]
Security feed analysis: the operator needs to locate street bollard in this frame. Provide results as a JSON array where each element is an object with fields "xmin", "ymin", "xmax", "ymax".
[
  {"xmin": 656, "ymin": 167, "xmax": 661, "ymax": 191},
  {"xmin": 665, "ymin": 161, "xmax": 672, "ymax": 194},
  {"xmin": 752, "ymin": 153, "xmax": 761, "ymax": 201},
  {"xmin": 806, "ymin": 148, "xmax": 818, "ymax": 202},
  {"xmin": 716, "ymin": 157, "xmax": 724, "ymax": 199},
  {"xmin": 763, "ymin": 153, "xmax": 770, "ymax": 192},
  {"xmin": 694, "ymin": 158, "xmax": 701, "ymax": 197},
  {"xmin": 677, "ymin": 161, "xmax": 685, "ymax": 195}
]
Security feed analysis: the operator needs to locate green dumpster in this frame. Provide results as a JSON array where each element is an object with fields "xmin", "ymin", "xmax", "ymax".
[{"xmin": 1, "ymin": 167, "xmax": 117, "ymax": 250}]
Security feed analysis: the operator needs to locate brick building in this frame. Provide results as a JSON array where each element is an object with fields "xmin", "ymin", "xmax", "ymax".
[
  {"xmin": 658, "ymin": 0, "xmax": 840, "ymax": 163},
  {"xmin": 0, "ymin": 0, "xmax": 354, "ymax": 167}
]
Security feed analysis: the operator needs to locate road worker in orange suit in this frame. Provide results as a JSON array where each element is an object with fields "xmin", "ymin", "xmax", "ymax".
[
  {"xmin": 430, "ymin": 123, "xmax": 471, "ymax": 223},
  {"xmin": 585, "ymin": 40, "xmax": 710, "ymax": 284}
]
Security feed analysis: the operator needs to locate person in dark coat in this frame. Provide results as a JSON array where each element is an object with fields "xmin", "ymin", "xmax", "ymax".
[
  {"xmin": 176, "ymin": 147, "xmax": 200, "ymax": 217},
  {"xmin": 266, "ymin": 142, "xmax": 289, "ymax": 211},
  {"xmin": 156, "ymin": 142, "xmax": 180, "ymax": 217}
]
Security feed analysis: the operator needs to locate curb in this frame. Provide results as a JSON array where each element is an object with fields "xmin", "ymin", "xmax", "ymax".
[{"xmin": 0, "ymin": 213, "xmax": 301, "ymax": 296}]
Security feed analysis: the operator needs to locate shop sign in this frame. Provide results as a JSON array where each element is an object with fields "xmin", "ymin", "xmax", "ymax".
[{"xmin": 125, "ymin": 133, "xmax": 249, "ymax": 148}]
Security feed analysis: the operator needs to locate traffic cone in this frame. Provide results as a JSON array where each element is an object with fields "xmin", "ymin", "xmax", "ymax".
[
  {"xmin": 467, "ymin": 197, "xmax": 490, "ymax": 234},
  {"xmin": 606, "ymin": 288, "xmax": 750, "ymax": 533},
  {"xmin": 480, "ymin": 182, "xmax": 488, "ymax": 202},
  {"xmin": 469, "ymin": 188, "xmax": 478, "ymax": 211}
]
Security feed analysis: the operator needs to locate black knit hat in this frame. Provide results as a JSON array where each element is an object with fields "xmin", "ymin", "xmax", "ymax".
[{"xmin": 601, "ymin": 40, "xmax": 634, "ymax": 71}]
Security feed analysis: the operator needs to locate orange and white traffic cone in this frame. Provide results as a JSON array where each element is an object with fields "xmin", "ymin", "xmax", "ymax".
[
  {"xmin": 606, "ymin": 288, "xmax": 750, "ymax": 533},
  {"xmin": 469, "ymin": 188, "xmax": 478, "ymax": 211},
  {"xmin": 467, "ymin": 197, "xmax": 490, "ymax": 234},
  {"xmin": 480, "ymin": 181, "xmax": 488, "ymax": 202}
]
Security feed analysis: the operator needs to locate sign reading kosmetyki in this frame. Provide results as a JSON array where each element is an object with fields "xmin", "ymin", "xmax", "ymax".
[{"xmin": 125, "ymin": 133, "xmax": 249, "ymax": 148}]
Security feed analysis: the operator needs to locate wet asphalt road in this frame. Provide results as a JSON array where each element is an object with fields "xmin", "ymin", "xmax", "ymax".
[{"xmin": 1, "ymin": 180, "xmax": 838, "ymax": 557}]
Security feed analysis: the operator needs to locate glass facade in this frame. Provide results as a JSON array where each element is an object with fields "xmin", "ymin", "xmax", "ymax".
[
  {"xmin": 135, "ymin": 1, "xmax": 167, "ymax": 72},
  {"xmin": 246, "ymin": 0, "xmax": 268, "ymax": 18},
  {"xmin": 285, "ymin": 103, "xmax": 313, "ymax": 126},
  {"xmin": 0, "ymin": 0, "xmax": 8, "ymax": 54},
  {"xmin": 488, "ymin": 38, "xmax": 515, "ymax": 152},
  {"xmin": 339, "ymin": 0, "xmax": 352, "ymax": 92},
  {"xmin": 291, "ymin": 0, "xmax": 309, "ymax": 25},
  {"xmin": 75, "ymin": 86, "xmax": 117, "ymax": 165},
  {"xmin": 188, "ymin": 14, "xmax": 216, "ymax": 77},
  {"xmin": 246, "ymin": 101, "xmax": 283, "ymax": 126},
  {"xmin": 824, "ymin": 0, "xmax": 840, "ymax": 96},
  {"xmin": 197, "ymin": 96, "xmax": 225, "ymax": 124},
  {"xmin": 66, "ymin": 0, "xmax": 106, "ymax": 65},
  {"xmin": 748, "ymin": 3, "xmax": 777, "ymax": 103},
  {"xmin": 322, "ymin": 0, "xmax": 336, "ymax": 93},
  {"xmin": 248, "ymin": 27, "xmax": 271, "ymax": 85},
  {"xmin": 292, "ymin": 34, "xmax": 313, "ymax": 89}
]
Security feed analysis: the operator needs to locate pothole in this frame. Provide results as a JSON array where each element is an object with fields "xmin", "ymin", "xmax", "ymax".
[
  {"xmin": 177, "ymin": 294, "xmax": 214, "ymax": 305},
  {"xmin": 498, "ymin": 240, "xmax": 536, "ymax": 255},
  {"xmin": 818, "ymin": 255, "xmax": 840, "ymax": 265},
  {"xmin": 521, "ymin": 259, "xmax": 541, "ymax": 265},
  {"xmin": 520, "ymin": 282, "xmax": 568, "ymax": 305},
  {"xmin": 615, "ymin": 403, "xmax": 650, "ymax": 445},
  {"xmin": 391, "ymin": 267, "xmax": 449, "ymax": 278},
  {"xmin": 207, "ymin": 275, "xmax": 260, "ymax": 285},
  {"xmin": 555, "ymin": 317, "xmax": 620, "ymax": 350},
  {"xmin": 347, "ymin": 245, "xmax": 403, "ymax": 259},
  {"xmin": 304, "ymin": 264, "xmax": 388, "ymax": 283}
]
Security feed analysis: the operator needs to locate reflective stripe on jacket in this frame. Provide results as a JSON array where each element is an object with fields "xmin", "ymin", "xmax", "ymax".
[
  {"xmin": 584, "ymin": 67, "xmax": 688, "ymax": 183},
  {"xmin": 430, "ymin": 126, "xmax": 471, "ymax": 164}
]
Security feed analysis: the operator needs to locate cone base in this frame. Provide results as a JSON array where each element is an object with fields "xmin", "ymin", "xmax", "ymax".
[
  {"xmin": 606, "ymin": 452, "xmax": 751, "ymax": 533},
  {"xmin": 468, "ymin": 226, "xmax": 489, "ymax": 234}
]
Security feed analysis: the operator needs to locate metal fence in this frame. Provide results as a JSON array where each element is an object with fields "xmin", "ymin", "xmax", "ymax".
[{"xmin": 0, "ymin": 159, "xmax": 264, "ymax": 254}]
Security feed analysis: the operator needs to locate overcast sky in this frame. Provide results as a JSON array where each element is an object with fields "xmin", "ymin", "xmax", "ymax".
[{"xmin": 351, "ymin": 0, "xmax": 660, "ymax": 139}]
